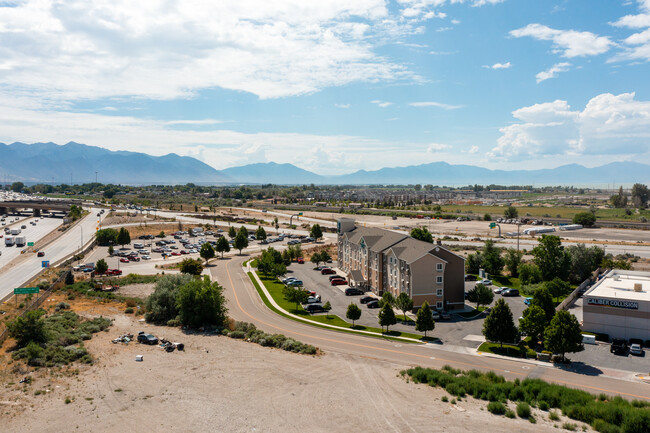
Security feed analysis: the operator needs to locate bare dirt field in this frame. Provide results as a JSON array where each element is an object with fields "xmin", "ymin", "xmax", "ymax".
[
  {"xmin": 1, "ymin": 308, "xmax": 585, "ymax": 433},
  {"xmin": 115, "ymin": 283, "xmax": 156, "ymax": 298}
]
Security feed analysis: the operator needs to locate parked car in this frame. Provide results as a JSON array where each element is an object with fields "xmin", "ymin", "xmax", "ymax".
[
  {"xmin": 171, "ymin": 252, "xmax": 181, "ymax": 256},
  {"xmin": 366, "ymin": 300, "xmax": 380, "ymax": 308},
  {"xmin": 321, "ymin": 268, "xmax": 336, "ymax": 275},
  {"xmin": 137, "ymin": 333, "xmax": 158, "ymax": 345},
  {"xmin": 129, "ymin": 256, "xmax": 141, "ymax": 262},
  {"xmin": 141, "ymin": 255, "xmax": 151, "ymax": 260},
  {"xmin": 303, "ymin": 295, "xmax": 322, "ymax": 304},
  {"xmin": 304, "ymin": 304, "xmax": 325, "ymax": 313},
  {"xmin": 439, "ymin": 311, "xmax": 451, "ymax": 320},
  {"xmin": 330, "ymin": 279, "xmax": 347, "ymax": 286},
  {"xmin": 464, "ymin": 275, "xmax": 477, "ymax": 281},
  {"xmin": 611, "ymin": 339, "xmax": 627, "ymax": 355},
  {"xmin": 493, "ymin": 287, "xmax": 505, "ymax": 294},
  {"xmin": 345, "ymin": 287, "xmax": 364, "ymax": 296},
  {"xmin": 629, "ymin": 343, "xmax": 644, "ymax": 356},
  {"xmin": 329, "ymin": 275, "xmax": 344, "ymax": 281},
  {"xmin": 37, "ymin": 251, "xmax": 45, "ymax": 257},
  {"xmin": 119, "ymin": 257, "xmax": 129, "ymax": 263},
  {"xmin": 360, "ymin": 296, "xmax": 375, "ymax": 304},
  {"xmin": 431, "ymin": 310, "xmax": 440, "ymax": 320},
  {"xmin": 501, "ymin": 288, "xmax": 519, "ymax": 296},
  {"xmin": 524, "ymin": 297, "xmax": 533, "ymax": 305},
  {"xmin": 287, "ymin": 280, "xmax": 303, "ymax": 287},
  {"xmin": 282, "ymin": 277, "xmax": 297, "ymax": 284},
  {"xmin": 106, "ymin": 269, "xmax": 123, "ymax": 276},
  {"xmin": 296, "ymin": 257, "xmax": 304, "ymax": 264},
  {"xmin": 479, "ymin": 279, "xmax": 493, "ymax": 285}
]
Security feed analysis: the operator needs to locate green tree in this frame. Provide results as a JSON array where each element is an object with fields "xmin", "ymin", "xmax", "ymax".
[
  {"xmin": 145, "ymin": 274, "xmax": 193, "ymax": 324},
  {"xmin": 274, "ymin": 217, "xmax": 279, "ymax": 234},
  {"xmin": 282, "ymin": 249, "xmax": 292, "ymax": 266},
  {"xmin": 310, "ymin": 224, "xmax": 323, "ymax": 241},
  {"xmin": 346, "ymin": 303, "xmax": 361, "ymax": 327},
  {"xmin": 504, "ymin": 205, "xmax": 518, "ymax": 219},
  {"xmin": 65, "ymin": 270, "xmax": 75, "ymax": 285},
  {"xmin": 567, "ymin": 244, "xmax": 603, "ymax": 283},
  {"xmin": 7, "ymin": 310, "xmax": 48, "ymax": 348},
  {"xmin": 631, "ymin": 183, "xmax": 649, "ymax": 208},
  {"xmin": 545, "ymin": 277, "xmax": 571, "ymax": 301},
  {"xmin": 572, "ymin": 212, "xmax": 596, "ymax": 227},
  {"xmin": 415, "ymin": 301, "xmax": 435, "ymax": 338},
  {"xmin": 68, "ymin": 205, "xmax": 82, "ymax": 221},
  {"xmin": 11, "ymin": 181, "xmax": 25, "ymax": 192},
  {"xmin": 157, "ymin": 231, "xmax": 166, "ymax": 238},
  {"xmin": 107, "ymin": 245, "xmax": 114, "ymax": 256},
  {"xmin": 482, "ymin": 298, "xmax": 518, "ymax": 348},
  {"xmin": 255, "ymin": 226, "xmax": 267, "ymax": 240},
  {"xmin": 323, "ymin": 301, "xmax": 332, "ymax": 318},
  {"xmin": 465, "ymin": 252, "xmax": 483, "ymax": 274},
  {"xmin": 481, "ymin": 239, "xmax": 504, "ymax": 275},
  {"xmin": 380, "ymin": 291, "xmax": 395, "ymax": 308},
  {"xmin": 532, "ymin": 235, "xmax": 570, "ymax": 281},
  {"xmin": 395, "ymin": 292, "xmax": 413, "ymax": 321},
  {"xmin": 319, "ymin": 250, "xmax": 331, "ymax": 263},
  {"xmin": 176, "ymin": 275, "xmax": 228, "ymax": 328},
  {"xmin": 179, "ymin": 258, "xmax": 203, "ymax": 275},
  {"xmin": 200, "ymin": 242, "xmax": 215, "ymax": 266},
  {"xmin": 103, "ymin": 187, "xmax": 117, "ymax": 199},
  {"xmin": 519, "ymin": 263, "xmax": 542, "ymax": 285},
  {"xmin": 233, "ymin": 231, "xmax": 249, "ymax": 254},
  {"xmin": 378, "ymin": 303, "xmax": 397, "ymax": 333},
  {"xmin": 532, "ymin": 287, "xmax": 556, "ymax": 323},
  {"xmin": 310, "ymin": 252, "xmax": 322, "ymax": 267},
  {"xmin": 504, "ymin": 248, "xmax": 523, "ymax": 278},
  {"xmin": 95, "ymin": 228, "xmax": 118, "ymax": 246},
  {"xmin": 257, "ymin": 247, "xmax": 286, "ymax": 277},
  {"xmin": 238, "ymin": 226, "xmax": 248, "ymax": 238},
  {"xmin": 228, "ymin": 226, "xmax": 237, "ymax": 238},
  {"xmin": 410, "ymin": 226, "xmax": 433, "ymax": 243},
  {"xmin": 117, "ymin": 227, "xmax": 131, "ymax": 249},
  {"xmin": 95, "ymin": 258, "xmax": 108, "ymax": 274},
  {"xmin": 544, "ymin": 311, "xmax": 584, "ymax": 363},
  {"xmin": 216, "ymin": 236, "xmax": 230, "ymax": 258},
  {"xmin": 283, "ymin": 286, "xmax": 309, "ymax": 311},
  {"xmin": 466, "ymin": 283, "xmax": 494, "ymax": 310},
  {"xmin": 518, "ymin": 305, "xmax": 548, "ymax": 342},
  {"xmin": 610, "ymin": 186, "xmax": 628, "ymax": 208}
]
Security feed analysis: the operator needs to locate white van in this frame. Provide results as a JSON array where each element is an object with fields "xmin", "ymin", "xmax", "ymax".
[{"xmin": 133, "ymin": 242, "xmax": 144, "ymax": 249}]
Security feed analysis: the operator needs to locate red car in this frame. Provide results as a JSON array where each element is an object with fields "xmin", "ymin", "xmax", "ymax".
[
  {"xmin": 37, "ymin": 251, "xmax": 45, "ymax": 257},
  {"xmin": 296, "ymin": 257, "xmax": 304, "ymax": 264},
  {"xmin": 119, "ymin": 258, "xmax": 129, "ymax": 263},
  {"xmin": 321, "ymin": 268, "xmax": 336, "ymax": 275},
  {"xmin": 330, "ymin": 279, "xmax": 347, "ymax": 286},
  {"xmin": 129, "ymin": 256, "xmax": 140, "ymax": 262},
  {"xmin": 329, "ymin": 275, "xmax": 344, "ymax": 281},
  {"xmin": 180, "ymin": 250, "xmax": 189, "ymax": 255},
  {"xmin": 106, "ymin": 269, "xmax": 123, "ymax": 276},
  {"xmin": 171, "ymin": 252, "xmax": 181, "ymax": 256}
]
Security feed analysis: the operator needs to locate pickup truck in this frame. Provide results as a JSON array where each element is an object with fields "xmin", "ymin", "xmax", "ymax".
[{"xmin": 610, "ymin": 339, "xmax": 627, "ymax": 355}]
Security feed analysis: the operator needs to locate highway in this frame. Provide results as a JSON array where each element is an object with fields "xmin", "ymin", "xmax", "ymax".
[
  {"xmin": 0, "ymin": 217, "xmax": 63, "ymax": 268},
  {"xmin": 211, "ymin": 255, "xmax": 650, "ymax": 401},
  {"xmin": 0, "ymin": 209, "xmax": 105, "ymax": 300}
]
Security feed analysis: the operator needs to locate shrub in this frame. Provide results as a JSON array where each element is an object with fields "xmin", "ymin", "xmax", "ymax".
[
  {"xmin": 125, "ymin": 298, "xmax": 138, "ymax": 308},
  {"xmin": 505, "ymin": 409, "xmax": 516, "ymax": 418},
  {"xmin": 124, "ymin": 307, "xmax": 134, "ymax": 314},
  {"xmin": 441, "ymin": 396, "xmax": 448, "ymax": 402},
  {"xmin": 549, "ymin": 410, "xmax": 560, "ymax": 421},
  {"xmin": 528, "ymin": 416, "xmax": 536, "ymax": 424},
  {"xmin": 166, "ymin": 318, "xmax": 181, "ymax": 327},
  {"xmin": 517, "ymin": 402, "xmax": 531, "ymax": 418},
  {"xmin": 229, "ymin": 331, "xmax": 245, "ymax": 339},
  {"xmin": 562, "ymin": 423, "xmax": 577, "ymax": 431},
  {"xmin": 539, "ymin": 400, "xmax": 550, "ymax": 411},
  {"xmin": 55, "ymin": 302, "xmax": 70, "ymax": 312},
  {"xmin": 487, "ymin": 401, "xmax": 507, "ymax": 415}
]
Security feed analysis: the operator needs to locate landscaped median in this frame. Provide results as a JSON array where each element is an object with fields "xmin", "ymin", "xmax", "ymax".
[{"xmin": 245, "ymin": 265, "xmax": 430, "ymax": 343}]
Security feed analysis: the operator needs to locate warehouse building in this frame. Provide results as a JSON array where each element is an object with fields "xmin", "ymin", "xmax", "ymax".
[
  {"xmin": 336, "ymin": 218, "xmax": 465, "ymax": 311},
  {"xmin": 582, "ymin": 270, "xmax": 650, "ymax": 341}
]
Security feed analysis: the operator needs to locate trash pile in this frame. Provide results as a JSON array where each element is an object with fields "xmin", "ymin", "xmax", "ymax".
[
  {"xmin": 160, "ymin": 338, "xmax": 184, "ymax": 352},
  {"xmin": 112, "ymin": 333, "xmax": 134, "ymax": 344}
]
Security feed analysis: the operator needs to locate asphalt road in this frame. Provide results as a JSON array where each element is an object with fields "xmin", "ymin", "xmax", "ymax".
[
  {"xmin": 0, "ymin": 217, "xmax": 63, "ymax": 268},
  {"xmin": 211, "ymin": 255, "xmax": 650, "ymax": 402},
  {"xmin": 0, "ymin": 209, "xmax": 105, "ymax": 300}
]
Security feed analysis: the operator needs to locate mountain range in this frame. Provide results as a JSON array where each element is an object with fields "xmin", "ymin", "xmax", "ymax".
[{"xmin": 1, "ymin": 142, "xmax": 649, "ymax": 186}]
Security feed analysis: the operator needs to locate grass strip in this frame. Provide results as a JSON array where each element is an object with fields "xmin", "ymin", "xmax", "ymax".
[
  {"xmin": 478, "ymin": 342, "xmax": 537, "ymax": 359},
  {"xmin": 246, "ymin": 271, "xmax": 425, "ymax": 343}
]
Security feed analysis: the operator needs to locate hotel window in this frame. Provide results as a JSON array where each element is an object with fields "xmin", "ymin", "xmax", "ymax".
[
  {"xmin": 436, "ymin": 289, "xmax": 443, "ymax": 297},
  {"xmin": 436, "ymin": 301, "xmax": 443, "ymax": 309},
  {"xmin": 436, "ymin": 276, "xmax": 443, "ymax": 284},
  {"xmin": 436, "ymin": 263, "xmax": 443, "ymax": 272}
]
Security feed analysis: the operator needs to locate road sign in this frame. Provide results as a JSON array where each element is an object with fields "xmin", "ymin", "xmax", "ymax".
[
  {"xmin": 298, "ymin": 212, "xmax": 303, "ymax": 216},
  {"xmin": 489, "ymin": 223, "xmax": 496, "ymax": 229},
  {"xmin": 14, "ymin": 287, "xmax": 39, "ymax": 295},
  {"xmin": 27, "ymin": 242, "xmax": 34, "ymax": 246},
  {"xmin": 42, "ymin": 260, "xmax": 50, "ymax": 268}
]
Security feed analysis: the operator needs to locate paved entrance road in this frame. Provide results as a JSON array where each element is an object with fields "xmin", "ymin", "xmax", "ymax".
[{"xmin": 211, "ymin": 256, "xmax": 650, "ymax": 402}]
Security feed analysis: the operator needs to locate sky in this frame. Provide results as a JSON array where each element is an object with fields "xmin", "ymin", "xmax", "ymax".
[{"xmin": 1, "ymin": 0, "xmax": 650, "ymax": 175}]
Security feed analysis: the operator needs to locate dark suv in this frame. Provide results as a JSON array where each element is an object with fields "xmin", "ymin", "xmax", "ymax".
[
  {"xmin": 138, "ymin": 333, "xmax": 158, "ymax": 345},
  {"xmin": 345, "ymin": 288, "xmax": 364, "ymax": 296},
  {"xmin": 610, "ymin": 338, "xmax": 627, "ymax": 355},
  {"xmin": 304, "ymin": 304, "xmax": 325, "ymax": 314}
]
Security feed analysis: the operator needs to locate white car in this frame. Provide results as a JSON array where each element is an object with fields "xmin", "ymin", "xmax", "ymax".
[
  {"xmin": 141, "ymin": 255, "xmax": 151, "ymax": 260},
  {"xmin": 629, "ymin": 343, "xmax": 644, "ymax": 356},
  {"xmin": 493, "ymin": 287, "xmax": 506, "ymax": 294},
  {"xmin": 479, "ymin": 279, "xmax": 493, "ymax": 286}
]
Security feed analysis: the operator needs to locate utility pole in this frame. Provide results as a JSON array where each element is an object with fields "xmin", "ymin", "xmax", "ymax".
[{"xmin": 95, "ymin": 171, "xmax": 98, "ymax": 183}]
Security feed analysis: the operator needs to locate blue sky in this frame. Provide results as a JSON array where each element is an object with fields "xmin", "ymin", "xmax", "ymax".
[{"xmin": 1, "ymin": 0, "xmax": 650, "ymax": 175}]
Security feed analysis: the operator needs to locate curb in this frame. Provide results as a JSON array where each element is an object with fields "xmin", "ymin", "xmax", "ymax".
[{"xmin": 246, "ymin": 265, "xmax": 423, "ymax": 344}]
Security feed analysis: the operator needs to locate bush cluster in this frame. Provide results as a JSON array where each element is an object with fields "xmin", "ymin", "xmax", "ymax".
[
  {"xmin": 405, "ymin": 366, "xmax": 650, "ymax": 433},
  {"xmin": 221, "ymin": 322, "xmax": 318, "ymax": 355},
  {"xmin": 12, "ymin": 311, "xmax": 110, "ymax": 367}
]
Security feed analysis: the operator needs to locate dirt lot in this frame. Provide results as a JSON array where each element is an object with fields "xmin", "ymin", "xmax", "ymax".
[
  {"xmin": 0, "ymin": 303, "xmax": 584, "ymax": 433},
  {"xmin": 115, "ymin": 283, "xmax": 156, "ymax": 298}
]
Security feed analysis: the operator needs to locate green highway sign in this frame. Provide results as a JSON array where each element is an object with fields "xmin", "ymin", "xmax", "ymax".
[
  {"xmin": 489, "ymin": 223, "xmax": 496, "ymax": 228},
  {"xmin": 27, "ymin": 242, "xmax": 34, "ymax": 247},
  {"xmin": 14, "ymin": 287, "xmax": 39, "ymax": 295},
  {"xmin": 298, "ymin": 212, "xmax": 303, "ymax": 216}
]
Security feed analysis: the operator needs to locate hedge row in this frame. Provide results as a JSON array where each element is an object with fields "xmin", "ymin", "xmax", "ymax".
[{"xmin": 221, "ymin": 321, "xmax": 317, "ymax": 355}]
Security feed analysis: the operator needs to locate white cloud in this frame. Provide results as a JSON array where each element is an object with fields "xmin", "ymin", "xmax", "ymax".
[
  {"xmin": 165, "ymin": 119, "xmax": 226, "ymax": 126},
  {"xmin": 409, "ymin": 101, "xmax": 463, "ymax": 110},
  {"xmin": 611, "ymin": 13, "xmax": 650, "ymax": 29},
  {"xmin": 483, "ymin": 62, "xmax": 512, "ymax": 69},
  {"xmin": 427, "ymin": 143, "xmax": 451, "ymax": 152},
  {"xmin": 510, "ymin": 24, "xmax": 613, "ymax": 58},
  {"xmin": 451, "ymin": 19, "xmax": 461, "ymax": 24},
  {"xmin": 610, "ymin": 2, "xmax": 650, "ymax": 62},
  {"xmin": 535, "ymin": 62, "xmax": 572, "ymax": 83},
  {"xmin": 468, "ymin": 145, "xmax": 479, "ymax": 154},
  {"xmin": 0, "ymin": 0, "xmax": 424, "ymax": 102},
  {"xmin": 371, "ymin": 100, "xmax": 392, "ymax": 108},
  {"xmin": 436, "ymin": 27, "xmax": 453, "ymax": 32},
  {"xmin": 335, "ymin": 103, "xmax": 351, "ymax": 109},
  {"xmin": 489, "ymin": 92, "xmax": 650, "ymax": 161}
]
